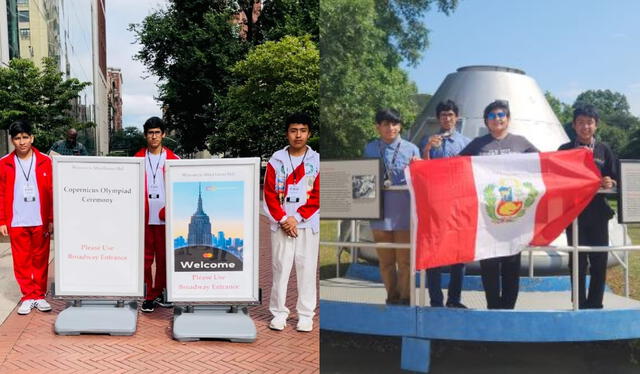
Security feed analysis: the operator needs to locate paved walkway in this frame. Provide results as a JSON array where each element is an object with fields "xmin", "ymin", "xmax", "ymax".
[{"xmin": 0, "ymin": 216, "xmax": 318, "ymax": 373}]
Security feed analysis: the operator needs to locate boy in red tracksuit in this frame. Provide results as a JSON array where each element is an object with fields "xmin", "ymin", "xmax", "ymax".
[
  {"xmin": 0, "ymin": 120, "xmax": 53, "ymax": 315},
  {"xmin": 134, "ymin": 117, "xmax": 179, "ymax": 312},
  {"xmin": 263, "ymin": 113, "xmax": 320, "ymax": 332}
]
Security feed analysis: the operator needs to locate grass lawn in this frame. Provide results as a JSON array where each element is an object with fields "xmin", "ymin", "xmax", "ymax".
[{"xmin": 607, "ymin": 224, "xmax": 640, "ymax": 299}]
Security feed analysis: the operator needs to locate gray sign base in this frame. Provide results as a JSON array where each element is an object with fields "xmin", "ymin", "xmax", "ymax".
[
  {"xmin": 172, "ymin": 305, "xmax": 256, "ymax": 342},
  {"xmin": 54, "ymin": 300, "xmax": 138, "ymax": 336}
]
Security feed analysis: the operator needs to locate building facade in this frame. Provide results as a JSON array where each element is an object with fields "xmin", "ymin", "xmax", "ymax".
[
  {"xmin": 107, "ymin": 67, "xmax": 123, "ymax": 133},
  {"xmin": 187, "ymin": 185, "xmax": 213, "ymax": 246}
]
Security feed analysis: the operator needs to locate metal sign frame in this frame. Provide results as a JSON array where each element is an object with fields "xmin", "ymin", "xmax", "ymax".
[
  {"xmin": 618, "ymin": 159, "xmax": 640, "ymax": 224},
  {"xmin": 53, "ymin": 156, "xmax": 145, "ymax": 298},
  {"xmin": 164, "ymin": 158, "xmax": 260, "ymax": 304},
  {"xmin": 320, "ymin": 158, "xmax": 383, "ymax": 220}
]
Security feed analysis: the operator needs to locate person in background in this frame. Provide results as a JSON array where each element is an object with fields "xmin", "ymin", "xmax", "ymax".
[
  {"xmin": 558, "ymin": 105, "xmax": 617, "ymax": 309},
  {"xmin": 363, "ymin": 108, "xmax": 420, "ymax": 305},
  {"xmin": 49, "ymin": 128, "xmax": 89, "ymax": 156}
]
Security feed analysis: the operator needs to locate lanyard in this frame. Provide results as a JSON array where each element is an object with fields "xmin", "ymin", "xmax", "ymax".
[
  {"xmin": 16, "ymin": 154, "xmax": 34, "ymax": 183},
  {"xmin": 146, "ymin": 149, "xmax": 164, "ymax": 184},
  {"xmin": 575, "ymin": 138, "xmax": 595, "ymax": 151},
  {"xmin": 288, "ymin": 147, "xmax": 308, "ymax": 183},
  {"xmin": 378, "ymin": 140, "xmax": 401, "ymax": 182}
]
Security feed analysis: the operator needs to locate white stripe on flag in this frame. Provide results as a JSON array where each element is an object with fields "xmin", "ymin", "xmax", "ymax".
[{"xmin": 471, "ymin": 153, "xmax": 547, "ymax": 260}]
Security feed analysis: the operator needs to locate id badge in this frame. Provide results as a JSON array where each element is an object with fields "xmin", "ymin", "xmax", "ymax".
[
  {"xmin": 149, "ymin": 184, "xmax": 161, "ymax": 199},
  {"xmin": 23, "ymin": 184, "xmax": 36, "ymax": 202},
  {"xmin": 286, "ymin": 185, "xmax": 303, "ymax": 203}
]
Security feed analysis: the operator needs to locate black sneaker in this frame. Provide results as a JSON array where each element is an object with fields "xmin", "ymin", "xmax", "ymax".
[
  {"xmin": 154, "ymin": 296, "xmax": 173, "ymax": 308},
  {"xmin": 141, "ymin": 300, "xmax": 155, "ymax": 313},
  {"xmin": 446, "ymin": 301, "xmax": 467, "ymax": 309}
]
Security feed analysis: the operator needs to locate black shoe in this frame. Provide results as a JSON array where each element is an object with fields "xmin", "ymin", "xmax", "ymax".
[
  {"xmin": 446, "ymin": 301, "xmax": 467, "ymax": 309},
  {"xmin": 154, "ymin": 296, "xmax": 174, "ymax": 308},
  {"xmin": 141, "ymin": 300, "xmax": 155, "ymax": 313}
]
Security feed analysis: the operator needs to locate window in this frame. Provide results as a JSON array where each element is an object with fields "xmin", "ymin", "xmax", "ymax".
[
  {"xmin": 19, "ymin": 28, "xmax": 30, "ymax": 40},
  {"xmin": 17, "ymin": 0, "xmax": 28, "ymax": 4},
  {"xmin": 18, "ymin": 10, "xmax": 29, "ymax": 23}
]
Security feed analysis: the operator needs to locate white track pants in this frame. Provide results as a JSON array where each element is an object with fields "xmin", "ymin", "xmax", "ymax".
[{"xmin": 269, "ymin": 227, "xmax": 319, "ymax": 321}]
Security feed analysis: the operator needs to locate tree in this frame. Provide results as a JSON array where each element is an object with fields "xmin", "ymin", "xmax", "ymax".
[
  {"xmin": 574, "ymin": 89, "xmax": 631, "ymax": 119},
  {"xmin": 131, "ymin": 0, "xmax": 319, "ymax": 155},
  {"xmin": 108, "ymin": 126, "xmax": 147, "ymax": 156},
  {"xmin": 257, "ymin": 0, "xmax": 319, "ymax": 42},
  {"xmin": 320, "ymin": 0, "xmax": 420, "ymax": 159},
  {"xmin": 213, "ymin": 35, "xmax": 318, "ymax": 159},
  {"xmin": 545, "ymin": 91, "xmax": 572, "ymax": 125},
  {"xmin": 547, "ymin": 89, "xmax": 640, "ymax": 156},
  {"xmin": 374, "ymin": 0, "xmax": 458, "ymax": 66},
  {"xmin": 131, "ymin": 1, "xmax": 249, "ymax": 154},
  {"xmin": 0, "ymin": 58, "xmax": 92, "ymax": 151}
]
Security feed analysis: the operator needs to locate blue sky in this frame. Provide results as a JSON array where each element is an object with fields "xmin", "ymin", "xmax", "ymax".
[
  {"xmin": 171, "ymin": 181, "xmax": 245, "ymax": 240},
  {"xmin": 406, "ymin": 0, "xmax": 640, "ymax": 116}
]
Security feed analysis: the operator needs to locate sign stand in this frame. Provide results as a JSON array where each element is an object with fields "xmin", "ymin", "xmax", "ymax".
[
  {"xmin": 165, "ymin": 159, "xmax": 262, "ymax": 343},
  {"xmin": 52, "ymin": 157, "xmax": 146, "ymax": 336},
  {"xmin": 54, "ymin": 299, "xmax": 138, "ymax": 336},
  {"xmin": 172, "ymin": 304, "xmax": 256, "ymax": 342}
]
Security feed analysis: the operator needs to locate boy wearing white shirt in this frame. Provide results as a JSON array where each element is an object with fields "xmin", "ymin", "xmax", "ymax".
[
  {"xmin": 0, "ymin": 120, "xmax": 53, "ymax": 315},
  {"xmin": 134, "ymin": 117, "xmax": 180, "ymax": 312},
  {"xmin": 263, "ymin": 113, "xmax": 320, "ymax": 332}
]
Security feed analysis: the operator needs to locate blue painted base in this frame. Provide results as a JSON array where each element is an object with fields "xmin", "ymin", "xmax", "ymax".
[
  {"xmin": 320, "ymin": 299, "xmax": 640, "ymax": 342},
  {"xmin": 345, "ymin": 262, "xmax": 607, "ymax": 292},
  {"xmin": 401, "ymin": 337, "xmax": 430, "ymax": 373}
]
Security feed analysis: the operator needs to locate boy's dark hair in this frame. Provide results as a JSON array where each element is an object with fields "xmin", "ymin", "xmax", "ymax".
[
  {"xmin": 573, "ymin": 104, "xmax": 599, "ymax": 123},
  {"xmin": 285, "ymin": 112, "xmax": 312, "ymax": 132},
  {"xmin": 9, "ymin": 120, "xmax": 33, "ymax": 138},
  {"xmin": 143, "ymin": 116, "xmax": 166, "ymax": 134},
  {"xmin": 435, "ymin": 100, "xmax": 459, "ymax": 117},
  {"xmin": 375, "ymin": 108, "xmax": 402, "ymax": 125},
  {"xmin": 483, "ymin": 100, "xmax": 511, "ymax": 124}
]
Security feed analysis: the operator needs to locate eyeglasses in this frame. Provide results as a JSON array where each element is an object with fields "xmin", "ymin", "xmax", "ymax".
[{"xmin": 487, "ymin": 112, "xmax": 507, "ymax": 120}]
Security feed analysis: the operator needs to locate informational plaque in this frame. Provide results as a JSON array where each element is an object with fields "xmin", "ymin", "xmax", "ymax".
[
  {"xmin": 54, "ymin": 157, "xmax": 145, "ymax": 297},
  {"xmin": 165, "ymin": 158, "xmax": 260, "ymax": 303},
  {"xmin": 618, "ymin": 159, "xmax": 640, "ymax": 223},
  {"xmin": 320, "ymin": 159, "xmax": 382, "ymax": 219}
]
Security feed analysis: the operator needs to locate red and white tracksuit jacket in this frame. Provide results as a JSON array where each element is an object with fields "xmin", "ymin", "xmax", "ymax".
[
  {"xmin": 263, "ymin": 146, "xmax": 319, "ymax": 233},
  {"xmin": 263, "ymin": 145, "xmax": 320, "ymax": 321},
  {"xmin": 0, "ymin": 148, "xmax": 53, "ymax": 301},
  {"xmin": 134, "ymin": 147, "xmax": 180, "ymax": 301}
]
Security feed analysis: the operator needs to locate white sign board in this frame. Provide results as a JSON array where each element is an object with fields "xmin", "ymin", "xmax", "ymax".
[
  {"xmin": 54, "ymin": 157, "xmax": 145, "ymax": 297},
  {"xmin": 320, "ymin": 159, "xmax": 383, "ymax": 219},
  {"xmin": 165, "ymin": 158, "xmax": 260, "ymax": 303},
  {"xmin": 618, "ymin": 159, "xmax": 640, "ymax": 223}
]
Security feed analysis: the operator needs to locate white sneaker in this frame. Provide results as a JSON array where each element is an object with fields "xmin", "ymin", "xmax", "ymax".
[
  {"xmin": 34, "ymin": 299, "xmax": 52, "ymax": 312},
  {"xmin": 269, "ymin": 316, "xmax": 286, "ymax": 331},
  {"xmin": 17, "ymin": 299, "xmax": 34, "ymax": 315},
  {"xmin": 296, "ymin": 318, "xmax": 313, "ymax": 332}
]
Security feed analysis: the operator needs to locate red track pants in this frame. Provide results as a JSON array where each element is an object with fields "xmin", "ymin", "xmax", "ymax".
[
  {"xmin": 10, "ymin": 225, "xmax": 50, "ymax": 301},
  {"xmin": 144, "ymin": 225, "xmax": 166, "ymax": 301}
]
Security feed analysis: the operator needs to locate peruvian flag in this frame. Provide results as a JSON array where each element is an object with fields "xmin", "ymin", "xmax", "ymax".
[{"xmin": 406, "ymin": 149, "xmax": 601, "ymax": 270}]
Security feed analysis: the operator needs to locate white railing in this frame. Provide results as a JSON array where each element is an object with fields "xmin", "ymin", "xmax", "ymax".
[{"xmin": 320, "ymin": 188, "xmax": 639, "ymax": 311}]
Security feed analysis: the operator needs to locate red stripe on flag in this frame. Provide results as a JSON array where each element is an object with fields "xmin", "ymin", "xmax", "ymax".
[
  {"xmin": 531, "ymin": 149, "xmax": 601, "ymax": 245},
  {"xmin": 409, "ymin": 156, "xmax": 478, "ymax": 270}
]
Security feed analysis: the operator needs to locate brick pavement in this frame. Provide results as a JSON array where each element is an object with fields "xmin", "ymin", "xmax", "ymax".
[{"xmin": 0, "ymin": 216, "xmax": 318, "ymax": 373}]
